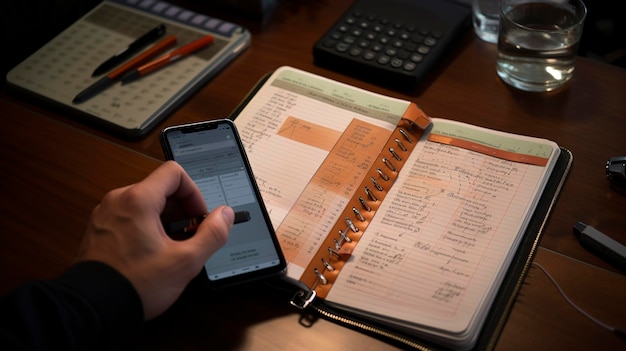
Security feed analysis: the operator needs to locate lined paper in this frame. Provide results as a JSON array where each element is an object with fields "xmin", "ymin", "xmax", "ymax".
[
  {"xmin": 326, "ymin": 119, "xmax": 559, "ymax": 336},
  {"xmin": 234, "ymin": 67, "xmax": 407, "ymax": 280}
]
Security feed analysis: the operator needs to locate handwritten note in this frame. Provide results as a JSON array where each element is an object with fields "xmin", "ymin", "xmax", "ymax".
[
  {"xmin": 234, "ymin": 67, "xmax": 403, "ymax": 280},
  {"xmin": 326, "ymin": 121, "xmax": 558, "ymax": 332},
  {"xmin": 277, "ymin": 119, "xmax": 390, "ymax": 270}
]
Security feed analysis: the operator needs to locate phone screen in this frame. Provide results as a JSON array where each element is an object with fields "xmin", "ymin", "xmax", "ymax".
[{"xmin": 160, "ymin": 119, "xmax": 286, "ymax": 287}]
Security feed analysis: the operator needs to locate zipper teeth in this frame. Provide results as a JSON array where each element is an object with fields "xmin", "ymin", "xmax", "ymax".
[
  {"xmin": 485, "ymin": 149, "xmax": 573, "ymax": 350},
  {"xmin": 312, "ymin": 304, "xmax": 432, "ymax": 351}
]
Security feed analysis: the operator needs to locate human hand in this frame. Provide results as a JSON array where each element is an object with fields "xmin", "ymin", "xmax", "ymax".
[{"xmin": 76, "ymin": 161, "xmax": 233, "ymax": 320}]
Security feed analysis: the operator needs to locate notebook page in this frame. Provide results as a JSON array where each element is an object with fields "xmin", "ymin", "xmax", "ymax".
[
  {"xmin": 326, "ymin": 119, "xmax": 559, "ymax": 338},
  {"xmin": 234, "ymin": 67, "xmax": 410, "ymax": 280}
]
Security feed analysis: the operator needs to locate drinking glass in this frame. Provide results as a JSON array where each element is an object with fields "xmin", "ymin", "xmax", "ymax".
[{"xmin": 496, "ymin": 0, "xmax": 587, "ymax": 92}]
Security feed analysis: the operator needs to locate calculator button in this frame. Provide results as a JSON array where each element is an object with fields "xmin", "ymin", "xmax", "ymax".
[
  {"xmin": 424, "ymin": 37, "xmax": 437, "ymax": 46},
  {"xmin": 392, "ymin": 40, "xmax": 404, "ymax": 48},
  {"xmin": 351, "ymin": 29, "xmax": 363, "ymax": 37},
  {"xmin": 410, "ymin": 53, "xmax": 424, "ymax": 63},
  {"xmin": 390, "ymin": 58, "xmax": 403, "ymax": 68},
  {"xmin": 377, "ymin": 55, "xmax": 391, "ymax": 65},
  {"xmin": 385, "ymin": 48, "xmax": 397, "ymax": 56},
  {"xmin": 349, "ymin": 47, "xmax": 362, "ymax": 56},
  {"xmin": 403, "ymin": 62, "xmax": 417, "ymax": 71},
  {"xmin": 336, "ymin": 42, "xmax": 350, "ymax": 53},
  {"xmin": 363, "ymin": 51, "xmax": 377, "ymax": 60},
  {"xmin": 417, "ymin": 45, "xmax": 430, "ymax": 55}
]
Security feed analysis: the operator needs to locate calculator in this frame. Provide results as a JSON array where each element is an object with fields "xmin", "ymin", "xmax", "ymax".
[{"xmin": 313, "ymin": 0, "xmax": 471, "ymax": 90}]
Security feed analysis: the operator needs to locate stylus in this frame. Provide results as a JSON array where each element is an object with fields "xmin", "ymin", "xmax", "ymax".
[
  {"xmin": 164, "ymin": 210, "xmax": 251, "ymax": 235},
  {"xmin": 573, "ymin": 222, "xmax": 626, "ymax": 272}
]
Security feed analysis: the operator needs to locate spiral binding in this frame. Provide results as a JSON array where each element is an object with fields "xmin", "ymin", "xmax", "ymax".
[{"xmin": 291, "ymin": 109, "xmax": 431, "ymax": 306}]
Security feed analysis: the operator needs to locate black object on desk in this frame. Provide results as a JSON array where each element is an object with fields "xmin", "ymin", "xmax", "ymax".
[
  {"xmin": 164, "ymin": 211, "xmax": 251, "ymax": 238},
  {"xmin": 573, "ymin": 222, "xmax": 626, "ymax": 272},
  {"xmin": 606, "ymin": 155, "xmax": 626, "ymax": 186},
  {"xmin": 313, "ymin": 0, "xmax": 471, "ymax": 90},
  {"xmin": 92, "ymin": 23, "xmax": 166, "ymax": 76}
]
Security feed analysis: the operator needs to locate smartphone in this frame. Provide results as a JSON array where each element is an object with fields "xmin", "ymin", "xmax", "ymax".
[{"xmin": 160, "ymin": 119, "xmax": 286, "ymax": 288}]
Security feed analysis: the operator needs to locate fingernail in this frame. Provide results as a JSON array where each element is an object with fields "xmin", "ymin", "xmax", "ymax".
[{"xmin": 222, "ymin": 206, "xmax": 235, "ymax": 225}]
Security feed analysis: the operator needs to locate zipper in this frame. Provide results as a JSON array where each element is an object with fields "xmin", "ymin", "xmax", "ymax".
[
  {"xmin": 311, "ymin": 302, "xmax": 433, "ymax": 351},
  {"xmin": 289, "ymin": 287, "xmax": 431, "ymax": 349},
  {"xmin": 484, "ymin": 148, "xmax": 573, "ymax": 350}
]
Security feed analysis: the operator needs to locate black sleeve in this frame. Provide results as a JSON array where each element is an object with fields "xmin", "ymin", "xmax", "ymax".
[{"xmin": 0, "ymin": 261, "xmax": 144, "ymax": 350}]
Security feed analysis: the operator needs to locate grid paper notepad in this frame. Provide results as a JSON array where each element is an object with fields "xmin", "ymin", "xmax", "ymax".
[{"xmin": 6, "ymin": 0, "xmax": 250, "ymax": 138}]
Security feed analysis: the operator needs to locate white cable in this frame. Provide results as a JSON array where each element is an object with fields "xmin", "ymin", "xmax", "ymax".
[{"xmin": 531, "ymin": 262, "xmax": 618, "ymax": 333}]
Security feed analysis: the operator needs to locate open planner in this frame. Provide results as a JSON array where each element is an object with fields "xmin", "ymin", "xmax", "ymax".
[{"xmin": 230, "ymin": 66, "xmax": 572, "ymax": 350}]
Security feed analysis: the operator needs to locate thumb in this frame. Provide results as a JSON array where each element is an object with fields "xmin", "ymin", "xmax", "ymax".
[{"xmin": 188, "ymin": 206, "xmax": 233, "ymax": 261}]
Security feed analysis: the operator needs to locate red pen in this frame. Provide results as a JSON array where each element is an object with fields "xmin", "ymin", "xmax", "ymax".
[{"xmin": 121, "ymin": 34, "xmax": 214, "ymax": 84}]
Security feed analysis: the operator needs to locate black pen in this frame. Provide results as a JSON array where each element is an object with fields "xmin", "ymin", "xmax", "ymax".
[
  {"xmin": 164, "ymin": 210, "xmax": 251, "ymax": 236},
  {"xmin": 92, "ymin": 24, "xmax": 166, "ymax": 76},
  {"xmin": 573, "ymin": 222, "xmax": 626, "ymax": 272}
]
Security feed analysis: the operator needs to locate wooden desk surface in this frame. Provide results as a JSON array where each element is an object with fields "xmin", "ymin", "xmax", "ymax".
[{"xmin": 1, "ymin": 1, "xmax": 625, "ymax": 350}]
